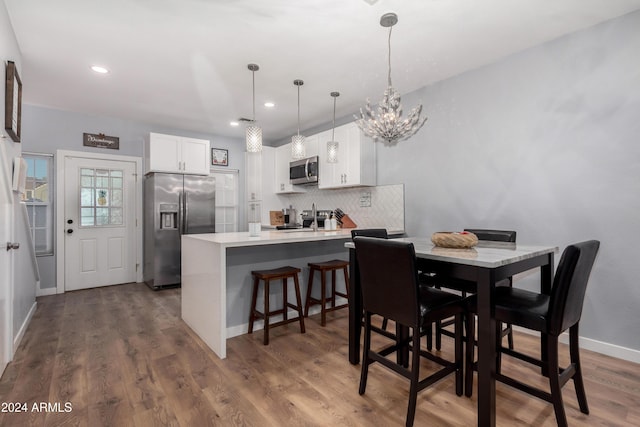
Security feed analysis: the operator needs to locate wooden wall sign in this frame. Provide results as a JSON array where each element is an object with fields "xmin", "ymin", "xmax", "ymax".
[
  {"xmin": 83, "ymin": 132, "xmax": 120, "ymax": 149},
  {"xmin": 4, "ymin": 61, "xmax": 22, "ymax": 143}
]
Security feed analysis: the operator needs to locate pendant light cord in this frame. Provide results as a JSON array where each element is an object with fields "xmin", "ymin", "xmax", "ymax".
[
  {"xmin": 252, "ymin": 70, "xmax": 256, "ymax": 121},
  {"xmin": 331, "ymin": 96, "xmax": 336, "ymax": 141},
  {"xmin": 297, "ymin": 85, "xmax": 301, "ymax": 136}
]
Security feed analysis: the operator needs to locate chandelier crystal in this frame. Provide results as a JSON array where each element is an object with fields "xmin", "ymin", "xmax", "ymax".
[
  {"xmin": 291, "ymin": 79, "xmax": 306, "ymax": 160},
  {"xmin": 327, "ymin": 91, "xmax": 340, "ymax": 163},
  {"xmin": 355, "ymin": 13, "xmax": 427, "ymax": 145},
  {"xmin": 246, "ymin": 64, "xmax": 262, "ymax": 152}
]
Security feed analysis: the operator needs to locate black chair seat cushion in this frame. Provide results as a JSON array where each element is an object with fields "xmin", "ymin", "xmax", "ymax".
[
  {"xmin": 468, "ymin": 287, "xmax": 550, "ymax": 333},
  {"xmin": 419, "ymin": 287, "xmax": 465, "ymax": 321}
]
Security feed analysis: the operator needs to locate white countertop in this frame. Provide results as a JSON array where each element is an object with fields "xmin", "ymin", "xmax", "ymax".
[{"xmin": 184, "ymin": 228, "xmax": 405, "ymax": 249}]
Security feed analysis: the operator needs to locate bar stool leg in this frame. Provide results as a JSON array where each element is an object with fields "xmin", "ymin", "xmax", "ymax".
[
  {"xmin": 263, "ymin": 279, "xmax": 270, "ymax": 345},
  {"xmin": 282, "ymin": 277, "xmax": 288, "ymax": 322},
  {"xmin": 320, "ymin": 269, "xmax": 327, "ymax": 326},
  {"xmin": 342, "ymin": 266, "xmax": 350, "ymax": 300},
  {"xmin": 304, "ymin": 267, "xmax": 315, "ymax": 317},
  {"xmin": 248, "ymin": 276, "xmax": 259, "ymax": 334},
  {"xmin": 293, "ymin": 273, "xmax": 306, "ymax": 334},
  {"xmin": 331, "ymin": 269, "xmax": 337, "ymax": 308}
]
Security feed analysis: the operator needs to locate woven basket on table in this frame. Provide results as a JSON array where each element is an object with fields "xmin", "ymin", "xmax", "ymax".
[{"xmin": 431, "ymin": 232, "xmax": 478, "ymax": 249}]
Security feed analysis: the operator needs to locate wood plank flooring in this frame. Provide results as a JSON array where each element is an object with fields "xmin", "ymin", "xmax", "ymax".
[{"xmin": 1, "ymin": 282, "xmax": 638, "ymax": 426}]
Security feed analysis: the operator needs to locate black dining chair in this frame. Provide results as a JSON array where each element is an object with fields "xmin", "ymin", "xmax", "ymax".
[
  {"xmin": 421, "ymin": 229, "xmax": 517, "ymax": 351},
  {"xmin": 465, "ymin": 240, "xmax": 600, "ymax": 427},
  {"xmin": 351, "ymin": 229, "xmax": 392, "ymax": 335},
  {"xmin": 354, "ymin": 236, "xmax": 469, "ymax": 427}
]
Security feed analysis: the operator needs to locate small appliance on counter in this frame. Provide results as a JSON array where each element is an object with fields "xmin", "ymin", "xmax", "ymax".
[
  {"xmin": 275, "ymin": 206, "xmax": 302, "ymax": 230},
  {"xmin": 301, "ymin": 209, "xmax": 333, "ymax": 228}
]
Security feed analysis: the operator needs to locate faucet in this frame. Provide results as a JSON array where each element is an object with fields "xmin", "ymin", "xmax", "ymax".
[{"xmin": 311, "ymin": 203, "xmax": 317, "ymax": 231}]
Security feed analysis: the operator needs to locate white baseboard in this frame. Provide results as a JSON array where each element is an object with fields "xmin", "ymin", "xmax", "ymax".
[
  {"xmin": 36, "ymin": 287, "xmax": 57, "ymax": 297},
  {"xmin": 13, "ymin": 301, "xmax": 37, "ymax": 358},
  {"xmin": 513, "ymin": 326, "xmax": 640, "ymax": 365}
]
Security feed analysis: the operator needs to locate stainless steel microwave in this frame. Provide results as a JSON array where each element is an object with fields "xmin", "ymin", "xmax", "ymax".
[{"xmin": 289, "ymin": 155, "xmax": 319, "ymax": 185}]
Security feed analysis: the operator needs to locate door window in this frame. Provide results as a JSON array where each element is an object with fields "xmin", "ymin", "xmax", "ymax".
[
  {"xmin": 79, "ymin": 168, "xmax": 124, "ymax": 227},
  {"xmin": 23, "ymin": 153, "xmax": 54, "ymax": 255}
]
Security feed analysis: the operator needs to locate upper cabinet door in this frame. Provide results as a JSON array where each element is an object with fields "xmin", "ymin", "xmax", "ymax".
[
  {"xmin": 146, "ymin": 133, "xmax": 211, "ymax": 175},
  {"xmin": 318, "ymin": 122, "xmax": 376, "ymax": 189},
  {"xmin": 180, "ymin": 137, "xmax": 211, "ymax": 175}
]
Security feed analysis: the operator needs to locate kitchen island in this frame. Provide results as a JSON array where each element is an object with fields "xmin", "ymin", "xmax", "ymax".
[{"xmin": 182, "ymin": 229, "xmax": 401, "ymax": 359}]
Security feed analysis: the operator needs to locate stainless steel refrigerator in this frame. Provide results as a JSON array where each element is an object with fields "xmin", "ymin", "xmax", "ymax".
[{"xmin": 144, "ymin": 173, "xmax": 215, "ymax": 289}]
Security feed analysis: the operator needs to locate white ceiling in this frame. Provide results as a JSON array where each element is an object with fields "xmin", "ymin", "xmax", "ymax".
[{"xmin": 5, "ymin": 0, "xmax": 640, "ymax": 144}]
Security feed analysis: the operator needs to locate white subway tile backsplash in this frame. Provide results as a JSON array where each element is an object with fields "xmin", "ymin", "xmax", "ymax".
[{"xmin": 281, "ymin": 184, "xmax": 404, "ymax": 230}]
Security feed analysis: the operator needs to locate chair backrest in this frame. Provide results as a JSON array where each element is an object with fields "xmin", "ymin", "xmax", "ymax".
[
  {"xmin": 464, "ymin": 229, "xmax": 516, "ymax": 242},
  {"xmin": 353, "ymin": 237, "xmax": 420, "ymax": 327},
  {"xmin": 548, "ymin": 240, "xmax": 600, "ymax": 335},
  {"xmin": 351, "ymin": 228, "xmax": 388, "ymax": 239}
]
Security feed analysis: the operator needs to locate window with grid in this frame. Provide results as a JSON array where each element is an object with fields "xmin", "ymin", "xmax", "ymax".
[
  {"xmin": 79, "ymin": 168, "xmax": 125, "ymax": 227},
  {"xmin": 23, "ymin": 153, "xmax": 54, "ymax": 256},
  {"xmin": 211, "ymin": 169, "xmax": 239, "ymax": 233}
]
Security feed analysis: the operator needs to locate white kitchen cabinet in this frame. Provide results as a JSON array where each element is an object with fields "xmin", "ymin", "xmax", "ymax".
[
  {"xmin": 145, "ymin": 132, "xmax": 211, "ymax": 175},
  {"xmin": 318, "ymin": 122, "xmax": 376, "ymax": 189},
  {"xmin": 275, "ymin": 143, "xmax": 307, "ymax": 194}
]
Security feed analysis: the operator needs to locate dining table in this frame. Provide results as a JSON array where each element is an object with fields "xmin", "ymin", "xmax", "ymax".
[{"xmin": 345, "ymin": 237, "xmax": 557, "ymax": 427}]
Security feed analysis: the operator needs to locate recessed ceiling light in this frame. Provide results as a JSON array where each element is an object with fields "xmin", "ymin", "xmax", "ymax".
[
  {"xmin": 229, "ymin": 121, "xmax": 239, "ymax": 127},
  {"xmin": 264, "ymin": 102, "xmax": 275, "ymax": 108},
  {"xmin": 91, "ymin": 65, "xmax": 109, "ymax": 74}
]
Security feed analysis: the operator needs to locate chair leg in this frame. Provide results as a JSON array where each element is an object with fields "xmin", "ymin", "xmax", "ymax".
[
  {"xmin": 435, "ymin": 319, "xmax": 442, "ymax": 350},
  {"xmin": 546, "ymin": 335, "xmax": 568, "ymax": 427},
  {"xmin": 425, "ymin": 322, "xmax": 433, "ymax": 350},
  {"xmin": 406, "ymin": 327, "xmax": 421, "ymax": 427},
  {"xmin": 359, "ymin": 312, "xmax": 372, "ymax": 395},
  {"xmin": 506, "ymin": 323, "xmax": 514, "ymax": 349},
  {"xmin": 465, "ymin": 314, "xmax": 475, "ymax": 398},
  {"xmin": 455, "ymin": 313, "xmax": 463, "ymax": 396},
  {"xmin": 570, "ymin": 324, "xmax": 589, "ymax": 414},
  {"xmin": 381, "ymin": 317, "xmax": 389, "ymax": 331}
]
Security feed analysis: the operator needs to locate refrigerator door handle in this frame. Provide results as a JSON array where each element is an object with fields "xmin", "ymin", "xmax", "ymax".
[
  {"xmin": 178, "ymin": 191, "xmax": 183, "ymax": 235},
  {"xmin": 183, "ymin": 191, "xmax": 189, "ymax": 234}
]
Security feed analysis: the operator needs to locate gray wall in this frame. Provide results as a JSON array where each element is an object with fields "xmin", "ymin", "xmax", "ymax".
[
  {"xmin": 374, "ymin": 11, "xmax": 640, "ymax": 352},
  {"xmin": 21, "ymin": 105, "xmax": 246, "ymax": 290}
]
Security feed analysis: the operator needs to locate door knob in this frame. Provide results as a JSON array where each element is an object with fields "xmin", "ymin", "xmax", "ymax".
[
  {"xmin": 67, "ymin": 219, "xmax": 73, "ymax": 224},
  {"xmin": 67, "ymin": 229, "xmax": 74, "ymax": 234},
  {"xmin": 6, "ymin": 242, "xmax": 19, "ymax": 251}
]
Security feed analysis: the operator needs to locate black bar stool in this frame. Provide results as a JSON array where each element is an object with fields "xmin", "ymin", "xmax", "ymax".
[
  {"xmin": 248, "ymin": 266, "xmax": 306, "ymax": 345},
  {"xmin": 304, "ymin": 259, "xmax": 349, "ymax": 326}
]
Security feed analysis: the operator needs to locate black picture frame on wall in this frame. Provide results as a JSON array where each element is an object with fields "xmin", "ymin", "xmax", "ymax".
[
  {"xmin": 211, "ymin": 148, "xmax": 228, "ymax": 166},
  {"xmin": 4, "ymin": 61, "xmax": 22, "ymax": 143}
]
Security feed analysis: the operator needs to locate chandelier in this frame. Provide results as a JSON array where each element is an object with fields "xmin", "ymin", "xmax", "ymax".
[
  {"xmin": 245, "ymin": 64, "xmax": 262, "ymax": 152},
  {"xmin": 355, "ymin": 13, "xmax": 427, "ymax": 145}
]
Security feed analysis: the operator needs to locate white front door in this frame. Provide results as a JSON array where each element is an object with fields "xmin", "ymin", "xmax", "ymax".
[
  {"xmin": 0, "ymin": 202, "xmax": 11, "ymax": 373},
  {"xmin": 64, "ymin": 157, "xmax": 137, "ymax": 291}
]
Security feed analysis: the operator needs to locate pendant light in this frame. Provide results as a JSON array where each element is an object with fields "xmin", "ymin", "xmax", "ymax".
[
  {"xmin": 245, "ymin": 63, "xmax": 262, "ymax": 152},
  {"xmin": 355, "ymin": 13, "xmax": 427, "ymax": 145},
  {"xmin": 291, "ymin": 79, "xmax": 306, "ymax": 160},
  {"xmin": 327, "ymin": 92, "xmax": 340, "ymax": 163}
]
